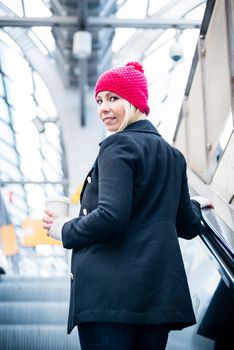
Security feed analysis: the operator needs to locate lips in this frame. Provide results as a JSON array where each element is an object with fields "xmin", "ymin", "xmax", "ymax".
[{"xmin": 103, "ymin": 116, "xmax": 116, "ymax": 124}]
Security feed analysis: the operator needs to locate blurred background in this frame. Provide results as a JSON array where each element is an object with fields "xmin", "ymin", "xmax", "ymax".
[{"xmin": 0, "ymin": 0, "xmax": 212, "ymax": 276}]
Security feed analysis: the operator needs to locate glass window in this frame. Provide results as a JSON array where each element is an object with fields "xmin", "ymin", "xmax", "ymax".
[
  {"xmin": 1, "ymin": 46, "xmax": 32, "ymax": 87},
  {"xmin": 30, "ymin": 27, "xmax": 55, "ymax": 53},
  {"xmin": 0, "ymin": 120, "xmax": 15, "ymax": 145},
  {"xmin": 20, "ymin": 158, "xmax": 44, "ymax": 181},
  {"xmin": 9, "ymin": 196, "xmax": 28, "ymax": 213},
  {"xmin": 12, "ymin": 97, "xmax": 37, "ymax": 122},
  {"xmin": 0, "ymin": 75, "xmax": 4, "ymax": 97},
  {"xmin": 148, "ymin": 0, "xmax": 171, "ymax": 16},
  {"xmin": 117, "ymin": 0, "xmax": 149, "ymax": 19},
  {"xmin": 15, "ymin": 131, "xmax": 44, "ymax": 181},
  {"xmin": 36, "ymin": 105, "xmax": 48, "ymax": 120},
  {"xmin": 141, "ymin": 25, "xmax": 201, "ymax": 142},
  {"xmin": 0, "ymin": 97, "xmax": 10, "ymax": 123},
  {"xmin": 0, "ymin": 32, "xmax": 22, "ymax": 52},
  {"xmin": 0, "ymin": 0, "xmax": 24, "ymax": 16},
  {"xmin": 219, "ymin": 113, "xmax": 233, "ymax": 150},
  {"xmin": 143, "ymin": 29, "xmax": 175, "ymax": 57},
  {"xmin": 0, "ymin": 4, "xmax": 70, "ymax": 278},
  {"xmin": 44, "ymin": 183, "xmax": 65, "ymax": 198},
  {"xmin": 23, "ymin": 0, "xmax": 51, "ymax": 17},
  {"xmin": 40, "ymin": 139, "xmax": 61, "ymax": 166},
  {"xmin": 44, "ymin": 123, "xmax": 62, "ymax": 152},
  {"xmin": 27, "ymin": 31, "xmax": 49, "ymax": 55},
  {"xmin": 44, "ymin": 122, "xmax": 61, "ymax": 138},
  {"xmin": 112, "ymin": 28, "xmax": 136, "ymax": 53},
  {"xmin": 25, "ymin": 184, "xmax": 47, "ymax": 218},
  {"xmin": 11, "ymin": 109, "xmax": 36, "ymax": 134},
  {"xmin": 4, "ymin": 78, "xmax": 35, "ymax": 118},
  {"xmin": 180, "ymin": 29, "xmax": 200, "ymax": 59},
  {"xmin": 33, "ymin": 71, "xmax": 57, "ymax": 118},
  {"xmin": 15, "ymin": 124, "xmax": 40, "ymax": 154},
  {"xmin": 0, "ymin": 139, "xmax": 18, "ymax": 164},
  {"xmin": 43, "ymin": 160, "xmax": 63, "ymax": 181},
  {"xmin": 6, "ymin": 184, "xmax": 26, "ymax": 202},
  {"xmin": 0, "ymin": 158, "xmax": 21, "ymax": 180},
  {"xmin": 144, "ymin": 42, "xmax": 173, "ymax": 82},
  {"xmin": 185, "ymin": 3, "xmax": 207, "ymax": 20},
  {"xmin": 9, "ymin": 204, "xmax": 27, "ymax": 223}
]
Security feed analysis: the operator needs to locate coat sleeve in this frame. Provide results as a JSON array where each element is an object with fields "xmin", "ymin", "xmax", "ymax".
[
  {"xmin": 62, "ymin": 134, "xmax": 136, "ymax": 249},
  {"xmin": 176, "ymin": 155, "xmax": 202, "ymax": 240}
]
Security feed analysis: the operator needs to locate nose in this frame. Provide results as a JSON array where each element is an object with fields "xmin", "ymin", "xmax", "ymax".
[{"xmin": 98, "ymin": 100, "xmax": 110, "ymax": 115}]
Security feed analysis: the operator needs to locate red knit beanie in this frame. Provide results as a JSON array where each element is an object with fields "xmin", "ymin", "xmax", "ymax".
[{"xmin": 95, "ymin": 61, "xmax": 150, "ymax": 115}]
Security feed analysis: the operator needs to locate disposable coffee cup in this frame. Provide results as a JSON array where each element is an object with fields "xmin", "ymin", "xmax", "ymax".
[{"xmin": 45, "ymin": 195, "xmax": 70, "ymax": 217}]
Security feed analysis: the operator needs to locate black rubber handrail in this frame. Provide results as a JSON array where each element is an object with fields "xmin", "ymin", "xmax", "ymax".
[{"xmin": 199, "ymin": 209, "xmax": 234, "ymax": 293}]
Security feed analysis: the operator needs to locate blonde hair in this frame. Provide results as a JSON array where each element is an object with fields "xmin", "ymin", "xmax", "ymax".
[{"xmin": 116, "ymin": 100, "xmax": 147, "ymax": 133}]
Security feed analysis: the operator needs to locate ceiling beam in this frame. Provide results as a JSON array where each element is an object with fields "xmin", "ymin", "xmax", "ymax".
[
  {"xmin": 76, "ymin": 1, "xmax": 88, "ymax": 127},
  {"xmin": 89, "ymin": 17, "xmax": 201, "ymax": 29},
  {"xmin": 0, "ymin": 16, "xmax": 201, "ymax": 29},
  {"xmin": 79, "ymin": 0, "xmax": 87, "ymax": 30}
]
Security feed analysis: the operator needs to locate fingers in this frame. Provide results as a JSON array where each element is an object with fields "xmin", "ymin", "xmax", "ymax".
[
  {"xmin": 42, "ymin": 216, "xmax": 55, "ymax": 235},
  {"xmin": 206, "ymin": 202, "xmax": 214, "ymax": 209},
  {"xmin": 42, "ymin": 209, "xmax": 58, "ymax": 236},
  {"xmin": 43, "ymin": 223, "xmax": 51, "ymax": 231},
  {"xmin": 42, "ymin": 216, "xmax": 54, "ymax": 224},
  {"xmin": 42, "ymin": 217, "xmax": 52, "ymax": 229},
  {"xmin": 44, "ymin": 209, "xmax": 57, "ymax": 217}
]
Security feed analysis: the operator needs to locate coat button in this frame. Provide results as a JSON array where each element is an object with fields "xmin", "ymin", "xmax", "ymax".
[
  {"xmin": 87, "ymin": 176, "xmax": 91, "ymax": 183},
  {"xmin": 70, "ymin": 273, "xmax": 74, "ymax": 280},
  {"xmin": 83, "ymin": 208, "xmax": 88, "ymax": 216}
]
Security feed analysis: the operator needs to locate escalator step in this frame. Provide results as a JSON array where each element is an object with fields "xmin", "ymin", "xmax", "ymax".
[
  {"xmin": 0, "ymin": 282, "xmax": 69, "ymax": 301},
  {"xmin": 0, "ymin": 276, "xmax": 69, "ymax": 283},
  {"xmin": 0, "ymin": 324, "xmax": 80, "ymax": 350},
  {"xmin": 0, "ymin": 302, "xmax": 69, "ymax": 324}
]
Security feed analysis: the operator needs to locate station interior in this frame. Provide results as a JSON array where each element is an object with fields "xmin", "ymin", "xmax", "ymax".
[{"xmin": 0, "ymin": 0, "xmax": 233, "ymax": 349}]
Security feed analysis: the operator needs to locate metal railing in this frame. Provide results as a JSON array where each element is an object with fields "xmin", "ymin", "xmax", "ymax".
[{"xmin": 200, "ymin": 208, "xmax": 234, "ymax": 292}]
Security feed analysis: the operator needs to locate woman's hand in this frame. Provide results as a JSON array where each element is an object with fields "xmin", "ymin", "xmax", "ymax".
[
  {"xmin": 191, "ymin": 196, "xmax": 214, "ymax": 209},
  {"xmin": 42, "ymin": 209, "xmax": 58, "ymax": 235}
]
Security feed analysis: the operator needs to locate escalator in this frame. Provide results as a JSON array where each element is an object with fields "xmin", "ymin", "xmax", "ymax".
[
  {"xmin": 0, "ymin": 275, "xmax": 80, "ymax": 350},
  {"xmin": 197, "ymin": 209, "xmax": 234, "ymax": 350},
  {"xmin": 200, "ymin": 208, "xmax": 234, "ymax": 293},
  {"xmin": 166, "ymin": 207, "xmax": 234, "ymax": 350}
]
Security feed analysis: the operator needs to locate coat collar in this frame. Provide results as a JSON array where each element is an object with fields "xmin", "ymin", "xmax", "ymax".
[
  {"xmin": 99, "ymin": 120, "xmax": 161, "ymax": 146},
  {"xmin": 122, "ymin": 119, "xmax": 161, "ymax": 136}
]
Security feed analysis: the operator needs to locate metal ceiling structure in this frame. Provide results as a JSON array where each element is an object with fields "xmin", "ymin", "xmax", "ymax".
[
  {"xmin": 50, "ymin": 0, "xmax": 117, "ymax": 126},
  {"xmin": 49, "ymin": 0, "xmax": 117, "ymax": 87},
  {"xmin": 0, "ymin": 0, "xmax": 202, "ymax": 87}
]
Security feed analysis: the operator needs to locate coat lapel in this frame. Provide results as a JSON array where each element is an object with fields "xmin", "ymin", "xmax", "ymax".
[{"xmin": 80, "ymin": 158, "xmax": 98, "ymax": 202}]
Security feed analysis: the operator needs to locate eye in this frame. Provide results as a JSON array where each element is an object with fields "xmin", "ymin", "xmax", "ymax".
[
  {"xmin": 110, "ymin": 95, "xmax": 119, "ymax": 102},
  {"xmin": 96, "ymin": 98, "xmax": 102, "ymax": 105}
]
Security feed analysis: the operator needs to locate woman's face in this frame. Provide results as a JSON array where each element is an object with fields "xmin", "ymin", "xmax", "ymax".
[{"xmin": 95, "ymin": 91, "xmax": 126, "ymax": 132}]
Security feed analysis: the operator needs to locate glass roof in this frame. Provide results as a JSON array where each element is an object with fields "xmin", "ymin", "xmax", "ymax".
[
  {"xmin": 113, "ymin": 0, "xmax": 206, "ymax": 141},
  {"xmin": 0, "ymin": 11, "xmax": 67, "ymax": 275}
]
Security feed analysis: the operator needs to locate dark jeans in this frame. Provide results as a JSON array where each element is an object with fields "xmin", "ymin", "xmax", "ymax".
[{"xmin": 78, "ymin": 323, "xmax": 169, "ymax": 350}]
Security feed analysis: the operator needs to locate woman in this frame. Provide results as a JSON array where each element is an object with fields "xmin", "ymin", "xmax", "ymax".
[{"xmin": 43, "ymin": 62, "xmax": 210, "ymax": 350}]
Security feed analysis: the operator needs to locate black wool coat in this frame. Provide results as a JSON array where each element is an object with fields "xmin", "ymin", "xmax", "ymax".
[{"xmin": 62, "ymin": 119, "xmax": 202, "ymax": 334}]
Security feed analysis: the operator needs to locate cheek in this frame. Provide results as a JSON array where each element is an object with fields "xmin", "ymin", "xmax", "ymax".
[
  {"xmin": 118, "ymin": 107, "xmax": 126, "ymax": 122},
  {"xmin": 97, "ymin": 106, "xmax": 102, "ymax": 117}
]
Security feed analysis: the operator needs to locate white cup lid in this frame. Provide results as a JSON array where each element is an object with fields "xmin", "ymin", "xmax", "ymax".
[{"xmin": 46, "ymin": 195, "xmax": 70, "ymax": 204}]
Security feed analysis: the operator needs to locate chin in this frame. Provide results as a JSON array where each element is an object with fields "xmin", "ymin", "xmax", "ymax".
[{"xmin": 107, "ymin": 126, "xmax": 118, "ymax": 132}]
